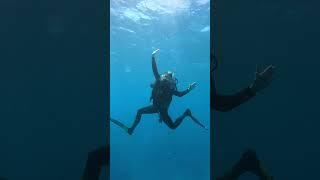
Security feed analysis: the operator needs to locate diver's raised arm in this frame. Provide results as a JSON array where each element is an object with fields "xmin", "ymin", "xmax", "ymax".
[
  {"xmin": 152, "ymin": 49, "xmax": 160, "ymax": 80},
  {"xmin": 174, "ymin": 82, "xmax": 197, "ymax": 97}
]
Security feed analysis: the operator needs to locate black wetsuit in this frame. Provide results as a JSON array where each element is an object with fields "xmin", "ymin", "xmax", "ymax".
[
  {"xmin": 211, "ymin": 71, "xmax": 272, "ymax": 180},
  {"xmin": 81, "ymin": 60, "xmax": 260, "ymax": 180},
  {"xmin": 129, "ymin": 56, "xmax": 191, "ymax": 134},
  {"xmin": 211, "ymin": 76, "xmax": 256, "ymax": 112},
  {"xmin": 81, "ymin": 57, "xmax": 193, "ymax": 180}
]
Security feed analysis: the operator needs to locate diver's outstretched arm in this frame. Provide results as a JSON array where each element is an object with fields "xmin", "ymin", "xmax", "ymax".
[
  {"xmin": 173, "ymin": 89, "xmax": 190, "ymax": 97},
  {"xmin": 173, "ymin": 82, "xmax": 197, "ymax": 97},
  {"xmin": 152, "ymin": 49, "xmax": 160, "ymax": 80},
  {"xmin": 211, "ymin": 65, "xmax": 275, "ymax": 112},
  {"xmin": 212, "ymin": 84, "xmax": 256, "ymax": 112},
  {"xmin": 211, "ymin": 73, "xmax": 255, "ymax": 112}
]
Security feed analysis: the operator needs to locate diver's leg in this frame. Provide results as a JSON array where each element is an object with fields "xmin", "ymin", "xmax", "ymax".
[
  {"xmin": 185, "ymin": 109, "xmax": 207, "ymax": 129},
  {"xmin": 128, "ymin": 105, "xmax": 158, "ymax": 135},
  {"xmin": 160, "ymin": 108, "xmax": 206, "ymax": 130},
  {"xmin": 216, "ymin": 149, "xmax": 273, "ymax": 180},
  {"xmin": 160, "ymin": 109, "xmax": 190, "ymax": 129},
  {"xmin": 82, "ymin": 146, "xmax": 109, "ymax": 180}
]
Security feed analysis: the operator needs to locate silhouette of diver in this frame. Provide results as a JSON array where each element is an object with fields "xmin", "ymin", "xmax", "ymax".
[
  {"xmin": 217, "ymin": 149, "xmax": 273, "ymax": 180},
  {"xmin": 81, "ymin": 49, "xmax": 207, "ymax": 180},
  {"xmin": 211, "ymin": 52, "xmax": 275, "ymax": 180},
  {"xmin": 111, "ymin": 49, "xmax": 207, "ymax": 135},
  {"xmin": 81, "ymin": 51, "xmax": 275, "ymax": 180},
  {"xmin": 82, "ymin": 145, "xmax": 109, "ymax": 180}
]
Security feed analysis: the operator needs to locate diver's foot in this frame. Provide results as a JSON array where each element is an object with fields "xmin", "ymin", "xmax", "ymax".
[
  {"xmin": 127, "ymin": 128, "xmax": 133, "ymax": 135},
  {"xmin": 184, "ymin": 108, "xmax": 192, "ymax": 117},
  {"xmin": 239, "ymin": 149, "xmax": 273, "ymax": 180}
]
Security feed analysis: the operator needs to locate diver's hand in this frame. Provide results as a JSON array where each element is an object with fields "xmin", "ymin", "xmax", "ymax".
[
  {"xmin": 188, "ymin": 82, "xmax": 197, "ymax": 91},
  {"xmin": 152, "ymin": 49, "xmax": 160, "ymax": 58},
  {"xmin": 250, "ymin": 65, "xmax": 276, "ymax": 93}
]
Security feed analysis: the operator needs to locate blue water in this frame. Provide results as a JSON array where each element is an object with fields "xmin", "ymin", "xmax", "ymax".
[{"xmin": 110, "ymin": 0, "xmax": 210, "ymax": 180}]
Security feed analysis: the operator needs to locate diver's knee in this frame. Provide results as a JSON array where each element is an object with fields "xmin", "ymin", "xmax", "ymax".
[
  {"xmin": 167, "ymin": 124, "xmax": 177, "ymax": 129},
  {"xmin": 135, "ymin": 109, "xmax": 143, "ymax": 119},
  {"xmin": 137, "ymin": 108, "xmax": 144, "ymax": 115}
]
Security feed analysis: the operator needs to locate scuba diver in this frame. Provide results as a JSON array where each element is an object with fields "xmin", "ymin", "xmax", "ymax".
[
  {"xmin": 81, "ymin": 50, "xmax": 276, "ymax": 180},
  {"xmin": 211, "ymin": 51, "xmax": 275, "ymax": 180},
  {"xmin": 82, "ymin": 49, "xmax": 207, "ymax": 180},
  {"xmin": 111, "ymin": 49, "xmax": 207, "ymax": 135}
]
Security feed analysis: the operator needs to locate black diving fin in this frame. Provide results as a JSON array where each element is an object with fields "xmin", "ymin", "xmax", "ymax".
[
  {"xmin": 110, "ymin": 118, "xmax": 130, "ymax": 133},
  {"xmin": 189, "ymin": 115, "xmax": 208, "ymax": 130}
]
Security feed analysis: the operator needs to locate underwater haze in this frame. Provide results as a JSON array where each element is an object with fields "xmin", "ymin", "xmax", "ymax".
[
  {"xmin": 110, "ymin": 0, "xmax": 210, "ymax": 180},
  {"xmin": 0, "ymin": 0, "xmax": 107, "ymax": 179}
]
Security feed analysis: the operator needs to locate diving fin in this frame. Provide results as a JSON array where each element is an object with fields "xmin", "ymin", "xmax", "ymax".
[
  {"xmin": 110, "ymin": 118, "xmax": 130, "ymax": 133},
  {"xmin": 189, "ymin": 115, "xmax": 208, "ymax": 130}
]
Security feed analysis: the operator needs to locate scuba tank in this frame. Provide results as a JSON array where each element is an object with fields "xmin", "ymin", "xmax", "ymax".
[{"xmin": 149, "ymin": 73, "xmax": 178, "ymax": 101}]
